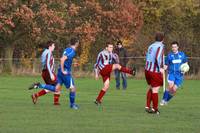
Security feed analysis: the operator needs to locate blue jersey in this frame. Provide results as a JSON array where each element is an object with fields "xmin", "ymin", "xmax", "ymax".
[
  {"xmin": 166, "ymin": 51, "xmax": 188, "ymax": 75},
  {"xmin": 145, "ymin": 41, "xmax": 164, "ymax": 72},
  {"xmin": 62, "ymin": 47, "xmax": 76, "ymax": 72}
]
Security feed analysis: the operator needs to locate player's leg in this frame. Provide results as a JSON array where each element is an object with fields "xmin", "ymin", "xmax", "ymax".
[
  {"xmin": 121, "ymin": 72, "xmax": 127, "ymax": 89},
  {"xmin": 161, "ymin": 74, "xmax": 176, "ymax": 105},
  {"xmin": 151, "ymin": 86, "xmax": 160, "ymax": 114},
  {"xmin": 54, "ymin": 84, "xmax": 62, "ymax": 105},
  {"xmin": 165, "ymin": 75, "xmax": 183, "ymax": 103},
  {"xmin": 145, "ymin": 70, "xmax": 153, "ymax": 112},
  {"xmin": 63, "ymin": 75, "xmax": 79, "ymax": 109},
  {"xmin": 112, "ymin": 64, "xmax": 135, "ymax": 75},
  {"xmin": 69, "ymin": 78, "xmax": 79, "ymax": 109},
  {"xmin": 145, "ymin": 86, "xmax": 152, "ymax": 111},
  {"xmin": 95, "ymin": 78, "xmax": 110, "ymax": 105},
  {"xmin": 149, "ymin": 72, "xmax": 163, "ymax": 114},
  {"xmin": 114, "ymin": 70, "xmax": 120, "ymax": 89}
]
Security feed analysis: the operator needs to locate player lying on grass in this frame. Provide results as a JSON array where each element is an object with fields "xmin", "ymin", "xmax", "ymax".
[
  {"xmin": 160, "ymin": 41, "xmax": 188, "ymax": 106},
  {"xmin": 29, "ymin": 38, "xmax": 80, "ymax": 110},
  {"xmin": 94, "ymin": 42, "xmax": 136, "ymax": 105},
  {"xmin": 30, "ymin": 41, "xmax": 61, "ymax": 105},
  {"xmin": 145, "ymin": 32, "xmax": 165, "ymax": 115}
]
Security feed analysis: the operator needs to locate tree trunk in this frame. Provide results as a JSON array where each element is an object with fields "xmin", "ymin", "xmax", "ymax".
[{"xmin": 2, "ymin": 45, "xmax": 14, "ymax": 74}]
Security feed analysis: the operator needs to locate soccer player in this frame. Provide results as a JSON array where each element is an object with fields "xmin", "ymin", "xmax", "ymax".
[
  {"xmin": 160, "ymin": 41, "xmax": 188, "ymax": 106},
  {"xmin": 29, "ymin": 38, "xmax": 80, "ymax": 109},
  {"xmin": 145, "ymin": 32, "xmax": 165, "ymax": 114},
  {"xmin": 30, "ymin": 41, "xmax": 60, "ymax": 105},
  {"xmin": 94, "ymin": 42, "xmax": 136, "ymax": 105}
]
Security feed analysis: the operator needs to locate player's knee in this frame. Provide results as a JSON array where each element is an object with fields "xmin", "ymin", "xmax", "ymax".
[
  {"xmin": 70, "ymin": 87, "xmax": 76, "ymax": 92},
  {"xmin": 152, "ymin": 87, "xmax": 159, "ymax": 93},
  {"xmin": 113, "ymin": 64, "xmax": 121, "ymax": 70}
]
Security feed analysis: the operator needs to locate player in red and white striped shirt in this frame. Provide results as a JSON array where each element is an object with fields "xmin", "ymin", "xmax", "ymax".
[
  {"xmin": 145, "ymin": 32, "xmax": 165, "ymax": 114},
  {"xmin": 31, "ymin": 41, "xmax": 60, "ymax": 105},
  {"xmin": 94, "ymin": 42, "xmax": 136, "ymax": 105}
]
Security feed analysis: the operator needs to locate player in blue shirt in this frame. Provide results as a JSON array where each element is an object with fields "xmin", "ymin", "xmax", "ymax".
[
  {"xmin": 160, "ymin": 41, "xmax": 188, "ymax": 106},
  {"xmin": 29, "ymin": 38, "xmax": 80, "ymax": 109}
]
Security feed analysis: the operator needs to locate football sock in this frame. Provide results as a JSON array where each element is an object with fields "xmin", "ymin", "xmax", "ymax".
[
  {"xmin": 36, "ymin": 90, "xmax": 47, "ymax": 97},
  {"xmin": 152, "ymin": 93, "xmax": 158, "ymax": 111},
  {"xmin": 166, "ymin": 92, "xmax": 173, "ymax": 102},
  {"xmin": 69, "ymin": 92, "xmax": 76, "ymax": 106},
  {"xmin": 162, "ymin": 90, "xmax": 170, "ymax": 101},
  {"xmin": 120, "ymin": 67, "xmax": 133, "ymax": 75},
  {"xmin": 146, "ymin": 89, "xmax": 152, "ymax": 108},
  {"xmin": 54, "ymin": 94, "xmax": 60, "ymax": 104},
  {"xmin": 39, "ymin": 84, "xmax": 56, "ymax": 92},
  {"xmin": 96, "ymin": 90, "xmax": 106, "ymax": 102}
]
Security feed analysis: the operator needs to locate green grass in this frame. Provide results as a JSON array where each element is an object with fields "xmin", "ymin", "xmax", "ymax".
[{"xmin": 0, "ymin": 76, "xmax": 200, "ymax": 133}]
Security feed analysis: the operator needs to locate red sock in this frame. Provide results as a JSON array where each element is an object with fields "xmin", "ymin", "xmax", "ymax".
[
  {"xmin": 54, "ymin": 94, "xmax": 60, "ymax": 104},
  {"xmin": 120, "ymin": 67, "xmax": 133, "ymax": 75},
  {"xmin": 36, "ymin": 90, "xmax": 47, "ymax": 97},
  {"xmin": 96, "ymin": 90, "xmax": 106, "ymax": 102},
  {"xmin": 146, "ymin": 89, "xmax": 152, "ymax": 108},
  {"xmin": 152, "ymin": 93, "xmax": 158, "ymax": 111}
]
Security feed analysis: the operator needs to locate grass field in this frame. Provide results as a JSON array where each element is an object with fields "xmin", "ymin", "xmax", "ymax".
[{"xmin": 0, "ymin": 76, "xmax": 200, "ymax": 133}]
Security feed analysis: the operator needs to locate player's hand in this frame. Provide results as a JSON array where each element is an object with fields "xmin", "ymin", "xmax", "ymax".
[
  {"xmin": 50, "ymin": 74, "xmax": 55, "ymax": 81},
  {"xmin": 62, "ymin": 71, "xmax": 68, "ymax": 75},
  {"xmin": 164, "ymin": 65, "xmax": 168, "ymax": 70},
  {"xmin": 95, "ymin": 74, "xmax": 99, "ymax": 80},
  {"xmin": 160, "ymin": 68, "xmax": 165, "ymax": 74}
]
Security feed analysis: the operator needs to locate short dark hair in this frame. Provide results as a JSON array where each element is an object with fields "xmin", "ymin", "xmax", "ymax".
[
  {"xmin": 70, "ymin": 37, "xmax": 79, "ymax": 46},
  {"xmin": 155, "ymin": 32, "xmax": 164, "ymax": 42},
  {"xmin": 46, "ymin": 41, "xmax": 55, "ymax": 49},
  {"xmin": 116, "ymin": 40, "xmax": 122, "ymax": 45},
  {"xmin": 106, "ymin": 41, "xmax": 113, "ymax": 47},
  {"xmin": 171, "ymin": 41, "xmax": 179, "ymax": 46}
]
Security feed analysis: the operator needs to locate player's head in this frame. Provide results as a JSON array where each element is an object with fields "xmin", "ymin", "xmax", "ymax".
[
  {"xmin": 106, "ymin": 42, "xmax": 114, "ymax": 53},
  {"xmin": 70, "ymin": 37, "xmax": 79, "ymax": 49},
  {"xmin": 171, "ymin": 41, "xmax": 179, "ymax": 53},
  {"xmin": 116, "ymin": 40, "xmax": 123, "ymax": 48},
  {"xmin": 155, "ymin": 32, "xmax": 164, "ymax": 42},
  {"xmin": 46, "ymin": 41, "xmax": 55, "ymax": 52}
]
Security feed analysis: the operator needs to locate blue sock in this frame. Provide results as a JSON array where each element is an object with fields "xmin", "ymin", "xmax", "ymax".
[
  {"xmin": 166, "ymin": 92, "xmax": 173, "ymax": 102},
  {"xmin": 69, "ymin": 92, "xmax": 76, "ymax": 106},
  {"xmin": 162, "ymin": 90, "xmax": 170, "ymax": 101},
  {"xmin": 39, "ymin": 84, "xmax": 56, "ymax": 92}
]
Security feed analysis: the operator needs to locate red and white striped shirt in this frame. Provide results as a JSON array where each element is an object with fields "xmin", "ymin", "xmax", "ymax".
[
  {"xmin": 95, "ymin": 50, "xmax": 113, "ymax": 70},
  {"xmin": 145, "ymin": 41, "xmax": 164, "ymax": 73},
  {"xmin": 41, "ymin": 49, "xmax": 55, "ymax": 77}
]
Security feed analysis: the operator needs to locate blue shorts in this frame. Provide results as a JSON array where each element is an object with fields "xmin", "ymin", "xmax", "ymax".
[
  {"xmin": 57, "ymin": 69, "xmax": 75, "ymax": 89},
  {"xmin": 167, "ymin": 73, "xmax": 183, "ymax": 88}
]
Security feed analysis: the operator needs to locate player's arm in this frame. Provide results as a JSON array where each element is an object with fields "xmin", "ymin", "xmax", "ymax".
[
  {"xmin": 94, "ymin": 53, "xmax": 101, "ymax": 80},
  {"xmin": 60, "ymin": 55, "xmax": 68, "ymax": 75},
  {"xmin": 46, "ymin": 52, "xmax": 55, "ymax": 81},
  {"xmin": 156, "ymin": 46, "xmax": 165, "ymax": 73}
]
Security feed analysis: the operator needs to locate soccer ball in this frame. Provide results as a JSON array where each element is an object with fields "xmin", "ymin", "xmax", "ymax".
[{"xmin": 180, "ymin": 63, "xmax": 190, "ymax": 73}]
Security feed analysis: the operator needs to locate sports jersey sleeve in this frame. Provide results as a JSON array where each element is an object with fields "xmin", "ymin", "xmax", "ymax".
[
  {"xmin": 156, "ymin": 46, "xmax": 164, "ymax": 70},
  {"xmin": 95, "ymin": 52, "xmax": 102, "ymax": 69},
  {"xmin": 63, "ymin": 48, "xmax": 74, "ymax": 58},
  {"xmin": 46, "ymin": 51, "xmax": 53, "ymax": 78}
]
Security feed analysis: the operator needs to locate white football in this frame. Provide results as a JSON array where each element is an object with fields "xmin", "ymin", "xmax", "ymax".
[{"xmin": 180, "ymin": 63, "xmax": 190, "ymax": 73}]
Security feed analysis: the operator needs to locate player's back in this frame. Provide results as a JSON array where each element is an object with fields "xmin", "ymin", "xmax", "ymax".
[
  {"xmin": 145, "ymin": 41, "xmax": 164, "ymax": 72},
  {"xmin": 41, "ymin": 49, "xmax": 54, "ymax": 70},
  {"xmin": 63, "ymin": 47, "xmax": 76, "ymax": 72}
]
